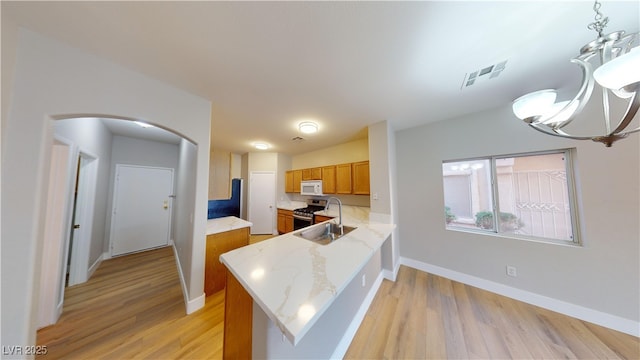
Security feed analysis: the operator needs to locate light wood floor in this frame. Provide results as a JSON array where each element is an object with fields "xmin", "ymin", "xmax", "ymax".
[
  {"xmin": 36, "ymin": 247, "xmax": 225, "ymax": 359},
  {"xmin": 37, "ymin": 247, "xmax": 639, "ymax": 359},
  {"xmin": 345, "ymin": 266, "xmax": 639, "ymax": 359}
]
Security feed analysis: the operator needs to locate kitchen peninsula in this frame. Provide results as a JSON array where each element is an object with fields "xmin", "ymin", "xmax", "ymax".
[{"xmin": 220, "ymin": 207, "xmax": 395, "ymax": 359}]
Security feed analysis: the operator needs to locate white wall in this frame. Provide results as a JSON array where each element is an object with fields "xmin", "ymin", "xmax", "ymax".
[
  {"xmin": 395, "ymin": 104, "xmax": 639, "ymax": 326},
  {"xmin": 368, "ymin": 121, "xmax": 391, "ymax": 216},
  {"xmin": 175, "ymin": 139, "xmax": 201, "ymax": 306},
  {"xmin": 368, "ymin": 120, "xmax": 400, "ymax": 276},
  {"xmin": 108, "ymin": 135, "xmax": 179, "ymax": 246},
  {"xmin": 291, "ymin": 138, "xmax": 369, "ymax": 169},
  {"xmin": 54, "ymin": 118, "xmax": 113, "ymax": 267},
  {"xmin": 1, "ymin": 28, "xmax": 211, "ymax": 349}
]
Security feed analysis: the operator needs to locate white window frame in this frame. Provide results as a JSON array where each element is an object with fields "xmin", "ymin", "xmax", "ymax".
[{"xmin": 442, "ymin": 149, "xmax": 581, "ymax": 246}]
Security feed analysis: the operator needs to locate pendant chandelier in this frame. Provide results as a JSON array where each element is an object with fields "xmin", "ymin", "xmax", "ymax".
[{"xmin": 512, "ymin": 0, "xmax": 639, "ymax": 147}]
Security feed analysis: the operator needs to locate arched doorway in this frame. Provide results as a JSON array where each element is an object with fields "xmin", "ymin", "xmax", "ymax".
[{"xmin": 38, "ymin": 116, "xmax": 194, "ymax": 329}]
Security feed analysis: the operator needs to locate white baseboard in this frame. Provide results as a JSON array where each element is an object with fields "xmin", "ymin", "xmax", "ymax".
[
  {"xmin": 170, "ymin": 244, "xmax": 205, "ymax": 315},
  {"xmin": 186, "ymin": 293, "xmax": 206, "ymax": 314},
  {"xmin": 400, "ymin": 257, "xmax": 640, "ymax": 337},
  {"xmin": 87, "ymin": 252, "xmax": 108, "ymax": 280},
  {"xmin": 331, "ymin": 272, "xmax": 385, "ymax": 359},
  {"xmin": 382, "ymin": 259, "xmax": 401, "ymax": 282}
]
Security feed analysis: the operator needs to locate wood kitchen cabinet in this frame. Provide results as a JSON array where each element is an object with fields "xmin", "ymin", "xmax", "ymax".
[
  {"xmin": 286, "ymin": 161, "xmax": 369, "ymax": 195},
  {"xmin": 352, "ymin": 161, "xmax": 370, "ymax": 195},
  {"xmin": 285, "ymin": 171, "xmax": 294, "ymax": 193},
  {"xmin": 223, "ymin": 267, "xmax": 252, "ymax": 359},
  {"xmin": 277, "ymin": 209, "xmax": 294, "ymax": 234},
  {"xmin": 321, "ymin": 166, "xmax": 336, "ymax": 194},
  {"xmin": 314, "ymin": 215, "xmax": 334, "ymax": 224},
  {"xmin": 293, "ymin": 170, "xmax": 302, "ymax": 193},
  {"xmin": 302, "ymin": 167, "xmax": 322, "ymax": 180},
  {"xmin": 335, "ymin": 163, "xmax": 352, "ymax": 194},
  {"xmin": 205, "ymin": 227, "xmax": 250, "ymax": 296}
]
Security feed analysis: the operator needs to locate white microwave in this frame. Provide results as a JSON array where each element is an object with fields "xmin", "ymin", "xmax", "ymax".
[{"xmin": 301, "ymin": 180, "xmax": 323, "ymax": 196}]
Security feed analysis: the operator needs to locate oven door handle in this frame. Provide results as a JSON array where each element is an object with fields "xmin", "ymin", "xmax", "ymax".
[{"xmin": 293, "ymin": 214, "xmax": 313, "ymax": 221}]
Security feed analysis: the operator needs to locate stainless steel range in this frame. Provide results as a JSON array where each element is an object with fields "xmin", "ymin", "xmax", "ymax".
[{"xmin": 292, "ymin": 199, "xmax": 327, "ymax": 230}]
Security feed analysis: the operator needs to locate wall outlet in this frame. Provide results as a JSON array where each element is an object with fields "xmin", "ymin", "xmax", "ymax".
[
  {"xmin": 373, "ymin": 193, "xmax": 379, "ymax": 200},
  {"xmin": 361, "ymin": 274, "xmax": 366, "ymax": 287},
  {"xmin": 506, "ymin": 265, "xmax": 517, "ymax": 277}
]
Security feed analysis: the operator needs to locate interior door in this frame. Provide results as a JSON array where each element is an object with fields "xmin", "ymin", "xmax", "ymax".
[
  {"xmin": 249, "ymin": 171, "xmax": 276, "ymax": 234},
  {"xmin": 110, "ymin": 165, "xmax": 174, "ymax": 256}
]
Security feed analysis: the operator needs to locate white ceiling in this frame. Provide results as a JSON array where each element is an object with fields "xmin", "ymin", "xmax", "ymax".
[{"xmin": 3, "ymin": 1, "xmax": 639, "ymax": 154}]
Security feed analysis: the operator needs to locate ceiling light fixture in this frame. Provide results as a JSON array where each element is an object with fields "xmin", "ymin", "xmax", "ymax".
[
  {"xmin": 298, "ymin": 121, "xmax": 318, "ymax": 134},
  {"xmin": 254, "ymin": 142, "xmax": 269, "ymax": 150},
  {"xmin": 512, "ymin": 0, "xmax": 639, "ymax": 147}
]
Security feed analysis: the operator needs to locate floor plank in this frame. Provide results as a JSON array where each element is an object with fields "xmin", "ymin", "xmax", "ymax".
[
  {"xmin": 345, "ymin": 266, "xmax": 639, "ymax": 360},
  {"xmin": 38, "ymin": 250, "xmax": 639, "ymax": 360}
]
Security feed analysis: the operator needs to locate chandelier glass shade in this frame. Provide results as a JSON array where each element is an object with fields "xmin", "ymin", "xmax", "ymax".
[{"xmin": 512, "ymin": 1, "xmax": 640, "ymax": 147}]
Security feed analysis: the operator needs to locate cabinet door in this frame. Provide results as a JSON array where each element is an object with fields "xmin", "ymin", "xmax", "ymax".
[
  {"xmin": 277, "ymin": 213, "xmax": 286, "ymax": 234},
  {"xmin": 302, "ymin": 167, "xmax": 322, "ymax": 180},
  {"xmin": 311, "ymin": 167, "xmax": 322, "ymax": 180},
  {"xmin": 293, "ymin": 170, "xmax": 302, "ymax": 193},
  {"xmin": 302, "ymin": 169, "xmax": 313, "ymax": 181},
  {"xmin": 285, "ymin": 215, "xmax": 294, "ymax": 233},
  {"xmin": 321, "ymin": 166, "xmax": 336, "ymax": 194},
  {"xmin": 352, "ymin": 161, "xmax": 370, "ymax": 195},
  {"xmin": 205, "ymin": 228, "xmax": 249, "ymax": 296},
  {"xmin": 336, "ymin": 163, "xmax": 352, "ymax": 194},
  {"xmin": 285, "ymin": 171, "xmax": 294, "ymax": 193}
]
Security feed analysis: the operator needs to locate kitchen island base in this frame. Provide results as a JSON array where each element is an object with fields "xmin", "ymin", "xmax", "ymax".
[{"xmin": 224, "ymin": 248, "xmax": 383, "ymax": 359}]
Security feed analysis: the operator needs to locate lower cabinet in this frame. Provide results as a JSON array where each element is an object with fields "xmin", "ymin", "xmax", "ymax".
[
  {"xmin": 277, "ymin": 209, "xmax": 294, "ymax": 234},
  {"xmin": 204, "ymin": 227, "xmax": 250, "ymax": 296},
  {"xmin": 314, "ymin": 215, "xmax": 334, "ymax": 224},
  {"xmin": 223, "ymin": 268, "xmax": 252, "ymax": 359}
]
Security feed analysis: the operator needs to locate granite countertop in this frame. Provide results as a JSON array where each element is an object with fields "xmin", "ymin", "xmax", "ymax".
[
  {"xmin": 206, "ymin": 216, "xmax": 252, "ymax": 235},
  {"xmin": 219, "ymin": 207, "xmax": 394, "ymax": 345}
]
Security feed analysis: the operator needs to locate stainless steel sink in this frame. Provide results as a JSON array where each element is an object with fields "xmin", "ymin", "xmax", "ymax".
[{"xmin": 293, "ymin": 222, "xmax": 357, "ymax": 245}]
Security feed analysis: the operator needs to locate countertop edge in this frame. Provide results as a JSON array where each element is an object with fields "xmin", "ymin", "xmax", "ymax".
[
  {"xmin": 206, "ymin": 216, "xmax": 252, "ymax": 235},
  {"xmin": 220, "ymin": 221, "xmax": 395, "ymax": 345}
]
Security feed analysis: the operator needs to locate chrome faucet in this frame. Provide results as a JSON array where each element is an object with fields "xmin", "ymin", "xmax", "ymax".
[{"xmin": 325, "ymin": 197, "xmax": 343, "ymax": 235}]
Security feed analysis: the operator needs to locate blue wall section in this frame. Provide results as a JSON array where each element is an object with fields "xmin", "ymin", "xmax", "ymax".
[{"xmin": 207, "ymin": 178, "xmax": 242, "ymax": 219}]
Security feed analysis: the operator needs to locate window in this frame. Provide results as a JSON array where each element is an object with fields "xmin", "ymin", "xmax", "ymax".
[{"xmin": 442, "ymin": 149, "xmax": 579, "ymax": 245}]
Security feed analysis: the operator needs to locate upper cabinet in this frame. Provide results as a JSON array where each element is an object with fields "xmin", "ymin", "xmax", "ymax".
[
  {"xmin": 285, "ymin": 171, "xmax": 294, "ymax": 193},
  {"xmin": 321, "ymin": 166, "xmax": 336, "ymax": 194},
  {"xmin": 302, "ymin": 167, "xmax": 322, "ymax": 180},
  {"xmin": 285, "ymin": 161, "xmax": 369, "ymax": 195},
  {"xmin": 335, "ymin": 163, "xmax": 352, "ymax": 194},
  {"xmin": 284, "ymin": 169, "xmax": 303, "ymax": 193},
  {"xmin": 293, "ymin": 170, "xmax": 302, "ymax": 193},
  {"xmin": 209, "ymin": 149, "xmax": 231, "ymax": 199},
  {"xmin": 352, "ymin": 161, "xmax": 370, "ymax": 195}
]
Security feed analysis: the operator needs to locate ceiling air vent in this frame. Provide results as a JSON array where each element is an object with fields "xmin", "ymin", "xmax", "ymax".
[{"xmin": 461, "ymin": 60, "xmax": 507, "ymax": 89}]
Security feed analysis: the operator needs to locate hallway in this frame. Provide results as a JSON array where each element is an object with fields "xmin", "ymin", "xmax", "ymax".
[{"xmin": 36, "ymin": 247, "xmax": 224, "ymax": 359}]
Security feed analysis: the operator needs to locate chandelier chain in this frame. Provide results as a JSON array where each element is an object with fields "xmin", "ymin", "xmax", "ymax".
[{"xmin": 587, "ymin": 0, "xmax": 609, "ymax": 37}]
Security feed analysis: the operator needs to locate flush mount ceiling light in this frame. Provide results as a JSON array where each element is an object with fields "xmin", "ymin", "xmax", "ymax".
[
  {"xmin": 298, "ymin": 121, "xmax": 318, "ymax": 134},
  {"xmin": 512, "ymin": 0, "xmax": 639, "ymax": 147},
  {"xmin": 254, "ymin": 142, "xmax": 269, "ymax": 150}
]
